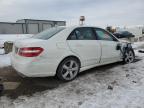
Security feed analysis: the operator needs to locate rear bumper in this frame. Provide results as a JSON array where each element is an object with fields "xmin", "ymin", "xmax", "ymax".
[{"xmin": 11, "ymin": 56, "xmax": 57, "ymax": 77}]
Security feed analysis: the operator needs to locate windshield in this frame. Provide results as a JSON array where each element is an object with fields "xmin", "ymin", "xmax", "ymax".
[{"xmin": 33, "ymin": 27, "xmax": 65, "ymax": 40}]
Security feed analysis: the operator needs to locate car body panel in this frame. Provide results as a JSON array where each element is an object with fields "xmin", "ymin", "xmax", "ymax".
[
  {"xmin": 67, "ymin": 40, "xmax": 101, "ymax": 67},
  {"xmin": 98, "ymin": 40, "xmax": 121, "ymax": 63}
]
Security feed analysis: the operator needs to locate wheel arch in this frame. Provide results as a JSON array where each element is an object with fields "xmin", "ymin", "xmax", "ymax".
[
  {"xmin": 123, "ymin": 45, "xmax": 135, "ymax": 58},
  {"xmin": 56, "ymin": 55, "xmax": 81, "ymax": 74}
]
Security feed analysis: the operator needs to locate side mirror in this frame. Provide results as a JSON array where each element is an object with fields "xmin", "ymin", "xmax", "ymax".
[{"xmin": 116, "ymin": 43, "xmax": 121, "ymax": 50}]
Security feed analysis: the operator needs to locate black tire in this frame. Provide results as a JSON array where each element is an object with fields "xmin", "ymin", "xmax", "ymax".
[
  {"xmin": 56, "ymin": 57, "xmax": 80, "ymax": 81},
  {"xmin": 123, "ymin": 48, "xmax": 135, "ymax": 64}
]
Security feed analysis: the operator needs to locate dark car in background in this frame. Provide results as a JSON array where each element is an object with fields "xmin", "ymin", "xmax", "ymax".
[{"xmin": 113, "ymin": 31, "xmax": 135, "ymax": 39}]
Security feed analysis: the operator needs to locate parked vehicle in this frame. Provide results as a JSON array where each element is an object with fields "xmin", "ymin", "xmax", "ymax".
[
  {"xmin": 113, "ymin": 31, "xmax": 135, "ymax": 38},
  {"xmin": 11, "ymin": 26, "xmax": 135, "ymax": 81}
]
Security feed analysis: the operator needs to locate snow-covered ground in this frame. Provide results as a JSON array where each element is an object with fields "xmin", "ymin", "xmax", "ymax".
[
  {"xmin": 0, "ymin": 55, "xmax": 10, "ymax": 68},
  {"xmin": 0, "ymin": 37, "xmax": 144, "ymax": 108},
  {"xmin": 0, "ymin": 34, "xmax": 33, "ymax": 48},
  {"xmin": 132, "ymin": 41, "xmax": 144, "ymax": 49}
]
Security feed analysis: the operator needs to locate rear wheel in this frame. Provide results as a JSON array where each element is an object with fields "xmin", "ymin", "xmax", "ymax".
[
  {"xmin": 56, "ymin": 57, "xmax": 80, "ymax": 81},
  {"xmin": 123, "ymin": 49, "xmax": 135, "ymax": 63}
]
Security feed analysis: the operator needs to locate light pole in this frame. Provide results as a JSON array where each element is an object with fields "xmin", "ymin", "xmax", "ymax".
[{"xmin": 79, "ymin": 16, "xmax": 85, "ymax": 26}]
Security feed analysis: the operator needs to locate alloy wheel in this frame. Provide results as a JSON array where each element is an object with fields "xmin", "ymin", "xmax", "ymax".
[
  {"xmin": 124, "ymin": 50, "xmax": 134, "ymax": 63},
  {"xmin": 61, "ymin": 60, "xmax": 79, "ymax": 81}
]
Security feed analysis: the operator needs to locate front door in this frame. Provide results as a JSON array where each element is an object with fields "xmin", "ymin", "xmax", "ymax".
[{"xmin": 94, "ymin": 28, "xmax": 121, "ymax": 63}]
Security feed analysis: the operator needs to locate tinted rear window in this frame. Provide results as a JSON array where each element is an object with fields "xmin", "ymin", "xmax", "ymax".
[{"xmin": 33, "ymin": 27, "xmax": 65, "ymax": 40}]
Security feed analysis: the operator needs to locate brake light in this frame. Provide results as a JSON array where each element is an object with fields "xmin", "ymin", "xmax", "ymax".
[{"xmin": 18, "ymin": 47, "xmax": 43, "ymax": 57}]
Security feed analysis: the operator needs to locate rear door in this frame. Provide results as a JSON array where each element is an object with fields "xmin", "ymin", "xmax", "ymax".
[
  {"xmin": 94, "ymin": 28, "xmax": 121, "ymax": 63},
  {"xmin": 67, "ymin": 27, "xmax": 101, "ymax": 67}
]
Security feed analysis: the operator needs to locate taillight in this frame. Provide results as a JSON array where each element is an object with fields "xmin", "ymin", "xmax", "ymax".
[{"xmin": 18, "ymin": 47, "xmax": 43, "ymax": 57}]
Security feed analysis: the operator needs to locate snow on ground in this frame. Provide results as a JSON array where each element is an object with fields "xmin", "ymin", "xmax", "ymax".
[
  {"xmin": 134, "ymin": 50, "xmax": 144, "ymax": 57},
  {"xmin": 0, "ymin": 49, "xmax": 11, "ymax": 68},
  {"xmin": 132, "ymin": 41, "xmax": 144, "ymax": 58},
  {"xmin": 0, "ymin": 34, "xmax": 33, "ymax": 41},
  {"xmin": 0, "ymin": 49, "xmax": 4, "ymax": 54},
  {"xmin": 0, "ymin": 54, "xmax": 10, "ymax": 68},
  {"xmin": 132, "ymin": 41, "xmax": 144, "ymax": 49},
  {"xmin": 0, "ymin": 34, "xmax": 33, "ymax": 48}
]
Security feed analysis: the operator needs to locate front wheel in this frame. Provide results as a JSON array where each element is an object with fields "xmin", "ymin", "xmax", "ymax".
[
  {"xmin": 123, "ymin": 49, "xmax": 135, "ymax": 63},
  {"xmin": 56, "ymin": 57, "xmax": 80, "ymax": 81}
]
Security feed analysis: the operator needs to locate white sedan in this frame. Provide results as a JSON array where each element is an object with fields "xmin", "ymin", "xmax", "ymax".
[{"xmin": 11, "ymin": 26, "xmax": 135, "ymax": 81}]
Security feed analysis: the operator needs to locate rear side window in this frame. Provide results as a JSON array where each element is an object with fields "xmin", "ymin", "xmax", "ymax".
[
  {"xmin": 68, "ymin": 27, "xmax": 96, "ymax": 40},
  {"xmin": 33, "ymin": 27, "xmax": 65, "ymax": 40}
]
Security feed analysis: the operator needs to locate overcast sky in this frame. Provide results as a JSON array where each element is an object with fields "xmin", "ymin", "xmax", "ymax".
[{"xmin": 0, "ymin": 0, "xmax": 143, "ymax": 27}]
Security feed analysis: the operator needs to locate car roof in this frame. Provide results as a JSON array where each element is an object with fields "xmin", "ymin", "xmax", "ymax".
[
  {"xmin": 64, "ymin": 25, "xmax": 103, "ymax": 31},
  {"xmin": 66, "ymin": 25, "xmax": 101, "ymax": 28}
]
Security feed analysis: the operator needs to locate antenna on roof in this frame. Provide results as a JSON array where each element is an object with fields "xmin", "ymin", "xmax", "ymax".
[{"xmin": 79, "ymin": 16, "xmax": 85, "ymax": 26}]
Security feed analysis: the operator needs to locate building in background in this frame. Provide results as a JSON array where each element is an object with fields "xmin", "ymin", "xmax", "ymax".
[{"xmin": 0, "ymin": 19, "xmax": 66, "ymax": 34}]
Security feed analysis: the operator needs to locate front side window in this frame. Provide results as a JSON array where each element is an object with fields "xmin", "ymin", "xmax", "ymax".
[
  {"xmin": 33, "ymin": 27, "xmax": 65, "ymax": 40},
  {"xmin": 94, "ymin": 28, "xmax": 114, "ymax": 41},
  {"xmin": 68, "ymin": 27, "xmax": 96, "ymax": 40}
]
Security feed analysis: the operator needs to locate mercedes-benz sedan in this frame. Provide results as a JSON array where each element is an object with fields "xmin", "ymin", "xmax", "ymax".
[{"xmin": 11, "ymin": 26, "xmax": 135, "ymax": 81}]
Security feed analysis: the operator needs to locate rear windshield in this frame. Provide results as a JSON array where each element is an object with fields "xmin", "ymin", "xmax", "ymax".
[{"xmin": 33, "ymin": 27, "xmax": 65, "ymax": 40}]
